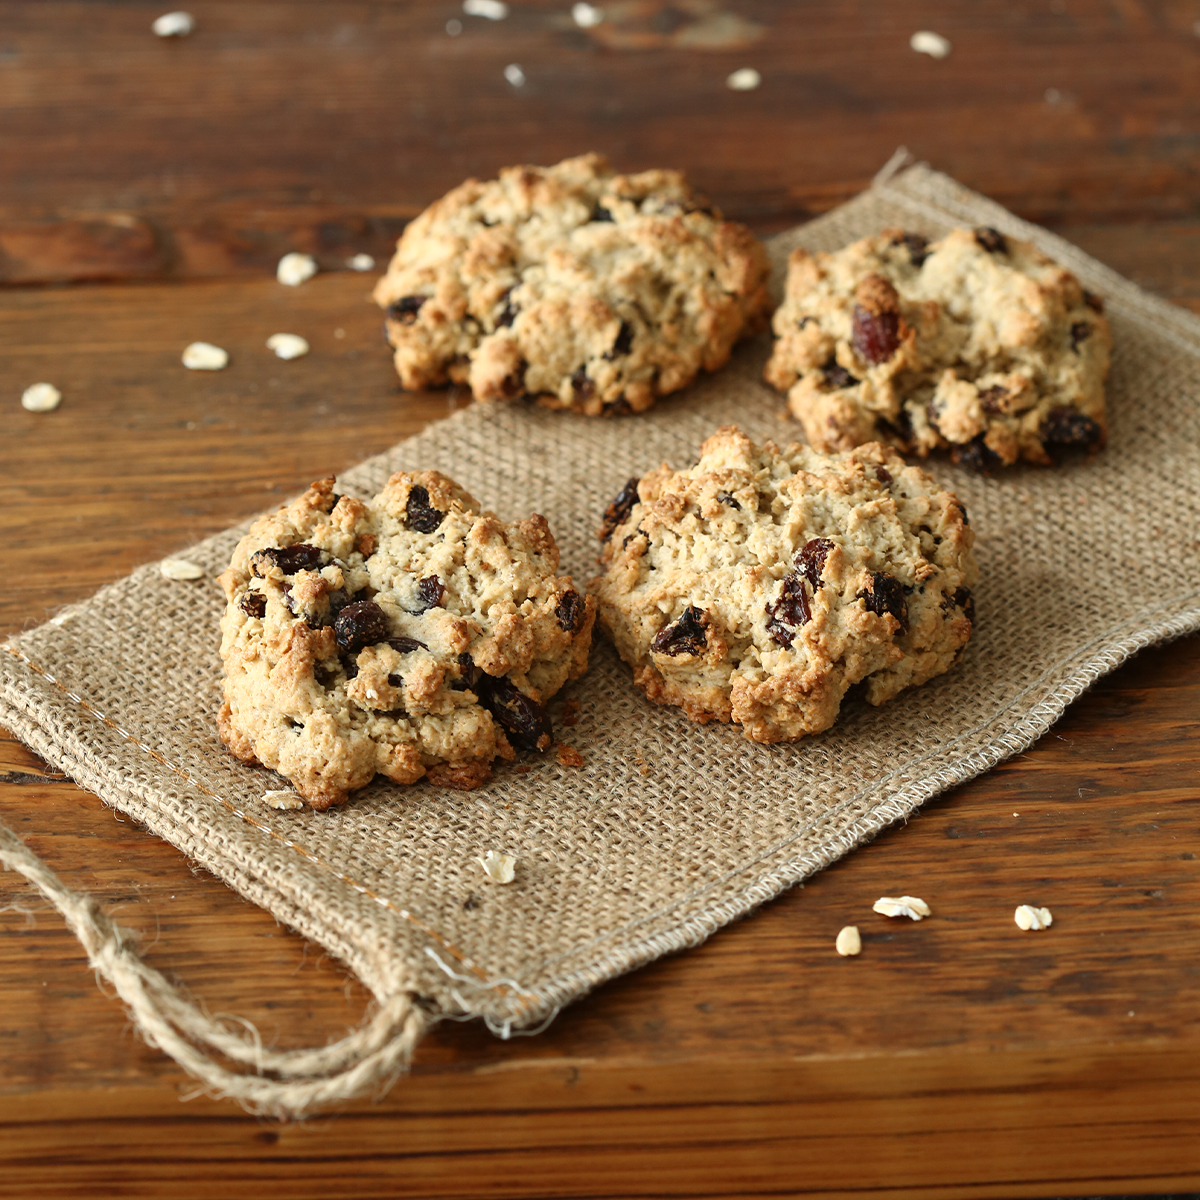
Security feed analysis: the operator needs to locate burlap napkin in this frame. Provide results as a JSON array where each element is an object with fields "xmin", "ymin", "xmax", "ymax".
[{"xmin": 3, "ymin": 160, "xmax": 1199, "ymax": 1115}]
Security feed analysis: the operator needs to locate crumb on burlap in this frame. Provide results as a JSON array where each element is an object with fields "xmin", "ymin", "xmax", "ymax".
[
  {"xmin": 634, "ymin": 754, "xmax": 651, "ymax": 777},
  {"xmin": 561, "ymin": 699, "xmax": 580, "ymax": 727},
  {"xmin": 556, "ymin": 743, "xmax": 584, "ymax": 768}
]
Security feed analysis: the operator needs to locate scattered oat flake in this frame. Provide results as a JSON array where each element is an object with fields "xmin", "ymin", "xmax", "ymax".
[
  {"xmin": 556, "ymin": 744, "xmax": 584, "ymax": 768},
  {"xmin": 873, "ymin": 895, "xmax": 931, "ymax": 920},
  {"xmin": 153, "ymin": 10, "xmax": 194, "ymax": 37},
  {"xmin": 910, "ymin": 30, "xmax": 951, "ymax": 58},
  {"xmin": 836, "ymin": 925, "xmax": 862, "ymax": 956},
  {"xmin": 263, "ymin": 789, "xmax": 304, "ymax": 811},
  {"xmin": 504, "ymin": 62, "xmax": 526, "ymax": 87},
  {"xmin": 726, "ymin": 67, "xmax": 761, "ymax": 91},
  {"xmin": 346, "ymin": 253, "xmax": 375, "ymax": 271},
  {"xmin": 266, "ymin": 333, "xmax": 310, "ymax": 360},
  {"xmin": 160, "ymin": 557, "xmax": 205, "ymax": 581},
  {"xmin": 276, "ymin": 252, "xmax": 318, "ymax": 287},
  {"xmin": 572, "ymin": 2, "xmax": 603, "ymax": 27},
  {"xmin": 478, "ymin": 850, "xmax": 516, "ymax": 884},
  {"xmin": 181, "ymin": 342, "xmax": 228, "ymax": 370},
  {"xmin": 21, "ymin": 382, "xmax": 62, "ymax": 412},
  {"xmin": 464, "ymin": 0, "xmax": 508, "ymax": 17},
  {"xmin": 1014, "ymin": 904, "xmax": 1053, "ymax": 931}
]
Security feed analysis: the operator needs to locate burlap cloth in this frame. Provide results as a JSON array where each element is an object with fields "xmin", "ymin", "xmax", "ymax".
[{"xmin": 3, "ymin": 159, "xmax": 1200, "ymax": 1115}]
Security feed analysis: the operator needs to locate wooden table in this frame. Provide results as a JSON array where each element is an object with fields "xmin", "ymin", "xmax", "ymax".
[{"xmin": 3, "ymin": 3, "xmax": 1200, "ymax": 1195}]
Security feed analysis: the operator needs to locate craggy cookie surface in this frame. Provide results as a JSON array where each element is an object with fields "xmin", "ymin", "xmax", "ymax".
[
  {"xmin": 764, "ymin": 227, "xmax": 1111, "ymax": 468},
  {"xmin": 591, "ymin": 427, "xmax": 976, "ymax": 742},
  {"xmin": 374, "ymin": 152, "xmax": 770, "ymax": 415},
  {"xmin": 218, "ymin": 474, "xmax": 595, "ymax": 808}
]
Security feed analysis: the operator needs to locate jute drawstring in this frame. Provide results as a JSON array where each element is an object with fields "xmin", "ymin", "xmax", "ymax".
[{"xmin": 0, "ymin": 818, "xmax": 427, "ymax": 1118}]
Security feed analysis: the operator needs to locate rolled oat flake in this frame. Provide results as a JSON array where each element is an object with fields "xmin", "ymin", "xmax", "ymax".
[
  {"xmin": 181, "ymin": 342, "xmax": 228, "ymax": 370},
  {"xmin": 21, "ymin": 382, "xmax": 62, "ymax": 412},
  {"xmin": 835, "ymin": 925, "xmax": 862, "ymax": 956},
  {"xmin": 266, "ymin": 333, "xmax": 310, "ymax": 360},
  {"xmin": 276, "ymin": 252, "xmax": 318, "ymax": 287},
  {"xmin": 873, "ymin": 895, "xmax": 932, "ymax": 920},
  {"xmin": 159, "ymin": 557, "xmax": 205, "ymax": 581},
  {"xmin": 153, "ymin": 10, "xmax": 194, "ymax": 37},
  {"xmin": 478, "ymin": 850, "xmax": 517, "ymax": 884},
  {"xmin": 1014, "ymin": 904, "xmax": 1053, "ymax": 931}
]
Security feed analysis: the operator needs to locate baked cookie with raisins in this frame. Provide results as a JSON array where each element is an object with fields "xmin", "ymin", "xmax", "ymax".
[
  {"xmin": 590, "ymin": 426, "xmax": 976, "ymax": 742},
  {"xmin": 764, "ymin": 226, "xmax": 1110, "ymax": 468},
  {"xmin": 217, "ymin": 474, "xmax": 595, "ymax": 808},
  {"xmin": 374, "ymin": 152, "xmax": 770, "ymax": 416}
]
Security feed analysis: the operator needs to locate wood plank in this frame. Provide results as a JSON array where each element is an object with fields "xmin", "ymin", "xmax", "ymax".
[
  {"xmin": 3, "ymin": 0, "xmax": 1200, "ymax": 281},
  {"xmin": 2, "ymin": 225, "xmax": 1200, "ymax": 1193}
]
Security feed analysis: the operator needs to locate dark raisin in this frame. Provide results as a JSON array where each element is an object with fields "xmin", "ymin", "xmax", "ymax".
[
  {"xmin": 896, "ymin": 232, "xmax": 930, "ymax": 267},
  {"xmin": 387, "ymin": 673, "xmax": 404, "ymax": 688},
  {"xmin": 1070, "ymin": 321, "xmax": 1091, "ymax": 351},
  {"xmin": 622, "ymin": 524, "xmax": 646, "ymax": 550},
  {"xmin": 340, "ymin": 652, "xmax": 359, "ymax": 681},
  {"xmin": 859, "ymin": 572, "xmax": 909, "ymax": 633},
  {"xmin": 954, "ymin": 586, "xmax": 976, "ymax": 623},
  {"xmin": 591, "ymin": 204, "xmax": 615, "ymax": 223},
  {"xmin": 875, "ymin": 465, "xmax": 892, "ymax": 485},
  {"xmin": 499, "ymin": 360, "xmax": 527, "ymax": 399},
  {"xmin": 405, "ymin": 484, "xmax": 446, "ymax": 533},
  {"xmin": 797, "ymin": 315, "xmax": 816, "ymax": 329},
  {"xmin": 495, "ymin": 291, "xmax": 518, "ymax": 329},
  {"xmin": 851, "ymin": 304, "xmax": 901, "ymax": 365},
  {"xmin": 476, "ymin": 674, "xmax": 552, "ymax": 751},
  {"xmin": 957, "ymin": 503, "xmax": 969, "ymax": 526},
  {"xmin": 571, "ymin": 365, "xmax": 594, "ymax": 400},
  {"xmin": 599, "ymin": 477, "xmax": 639, "ymax": 541},
  {"xmin": 463, "ymin": 893, "xmax": 481, "ymax": 911},
  {"xmin": 239, "ymin": 592, "xmax": 266, "ymax": 618},
  {"xmin": 765, "ymin": 575, "xmax": 810, "ymax": 647},
  {"xmin": 603, "ymin": 396, "xmax": 633, "ymax": 416},
  {"xmin": 556, "ymin": 590, "xmax": 584, "ymax": 632},
  {"xmin": 605, "ymin": 320, "xmax": 634, "ymax": 360},
  {"xmin": 952, "ymin": 434, "xmax": 1003, "ymax": 474},
  {"xmin": 877, "ymin": 407, "xmax": 914, "ymax": 445},
  {"xmin": 978, "ymin": 385, "xmax": 1007, "ymax": 413},
  {"xmin": 250, "ymin": 543, "xmax": 325, "ymax": 578},
  {"xmin": 974, "ymin": 227, "xmax": 1008, "ymax": 254},
  {"xmin": 1040, "ymin": 408, "xmax": 1104, "ymax": 459},
  {"xmin": 416, "ymin": 575, "xmax": 444, "ymax": 611},
  {"xmin": 314, "ymin": 663, "xmax": 338, "ymax": 690},
  {"xmin": 822, "ymin": 359, "xmax": 860, "ymax": 390},
  {"xmin": 334, "ymin": 599, "xmax": 390, "ymax": 653},
  {"xmin": 650, "ymin": 606, "xmax": 707, "ymax": 657},
  {"xmin": 388, "ymin": 636, "xmax": 427, "ymax": 654},
  {"xmin": 1083, "ymin": 290, "xmax": 1105, "ymax": 313},
  {"xmin": 797, "ymin": 537, "xmax": 834, "ymax": 591},
  {"xmin": 717, "ymin": 491, "xmax": 741, "ymax": 510},
  {"xmin": 387, "ymin": 295, "xmax": 427, "ymax": 324}
]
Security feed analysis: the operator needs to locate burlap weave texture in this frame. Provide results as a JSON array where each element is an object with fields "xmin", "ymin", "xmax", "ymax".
[{"xmin": 3, "ymin": 163, "xmax": 1199, "ymax": 1055}]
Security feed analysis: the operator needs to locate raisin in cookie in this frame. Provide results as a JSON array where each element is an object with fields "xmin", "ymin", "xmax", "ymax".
[
  {"xmin": 591, "ymin": 426, "xmax": 976, "ymax": 742},
  {"xmin": 217, "ymin": 474, "xmax": 595, "ymax": 808},
  {"xmin": 374, "ymin": 152, "xmax": 770, "ymax": 416},
  {"xmin": 764, "ymin": 227, "xmax": 1111, "ymax": 468}
]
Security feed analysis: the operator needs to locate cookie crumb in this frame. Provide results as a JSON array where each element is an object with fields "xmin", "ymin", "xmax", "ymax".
[
  {"xmin": 561, "ymin": 698, "xmax": 580, "ymax": 727},
  {"xmin": 263, "ymin": 789, "xmax": 304, "ymax": 810},
  {"xmin": 556, "ymin": 744, "xmax": 584, "ymax": 767},
  {"xmin": 835, "ymin": 925, "xmax": 862, "ymax": 956},
  {"xmin": 1014, "ymin": 904, "xmax": 1053, "ymax": 931},
  {"xmin": 21, "ymin": 382, "xmax": 62, "ymax": 412},
  {"xmin": 572, "ymin": 3, "xmax": 603, "ymax": 27},
  {"xmin": 478, "ymin": 849, "xmax": 516, "ymax": 884},
  {"xmin": 182, "ymin": 342, "xmax": 228, "ymax": 370},
  {"xmin": 346, "ymin": 253, "xmax": 375, "ymax": 272},
  {"xmin": 266, "ymin": 333, "xmax": 310, "ymax": 360},
  {"xmin": 873, "ymin": 895, "xmax": 931, "ymax": 920},
  {"xmin": 277, "ymin": 252, "xmax": 318, "ymax": 287},
  {"xmin": 910, "ymin": 30, "xmax": 951, "ymax": 58},
  {"xmin": 160, "ymin": 557, "xmax": 205, "ymax": 581},
  {"xmin": 153, "ymin": 11, "xmax": 194, "ymax": 37},
  {"xmin": 504, "ymin": 62, "xmax": 526, "ymax": 87},
  {"xmin": 464, "ymin": 0, "xmax": 508, "ymax": 17},
  {"xmin": 726, "ymin": 67, "xmax": 761, "ymax": 91}
]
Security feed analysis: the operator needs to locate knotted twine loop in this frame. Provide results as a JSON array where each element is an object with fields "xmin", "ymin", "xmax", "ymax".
[{"xmin": 0, "ymin": 818, "xmax": 429, "ymax": 1118}]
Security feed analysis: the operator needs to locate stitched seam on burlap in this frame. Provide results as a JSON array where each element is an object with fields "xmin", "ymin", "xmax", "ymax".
[
  {"xmin": 0, "ymin": 642, "xmax": 496, "ymax": 988},
  {"xmin": 518, "ymin": 591, "xmax": 1200, "ymax": 995}
]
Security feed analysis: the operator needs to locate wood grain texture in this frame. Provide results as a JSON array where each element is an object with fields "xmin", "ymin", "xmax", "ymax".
[
  {"xmin": 2, "ymin": 0, "xmax": 1200, "ymax": 282},
  {"xmin": 2, "ymin": 225, "xmax": 1200, "ymax": 1195}
]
